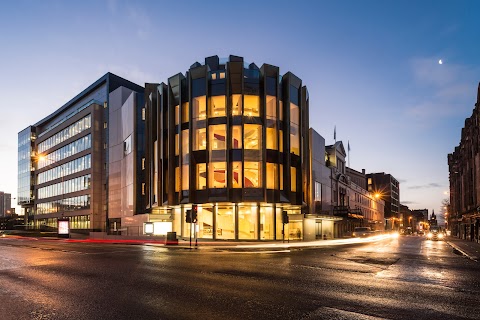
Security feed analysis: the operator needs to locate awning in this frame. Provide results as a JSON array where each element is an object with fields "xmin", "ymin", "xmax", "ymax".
[{"xmin": 304, "ymin": 214, "xmax": 343, "ymax": 221}]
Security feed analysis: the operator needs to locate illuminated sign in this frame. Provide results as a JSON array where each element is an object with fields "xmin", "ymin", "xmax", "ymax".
[
  {"xmin": 58, "ymin": 220, "xmax": 69, "ymax": 235},
  {"xmin": 144, "ymin": 222, "xmax": 172, "ymax": 235},
  {"xmin": 144, "ymin": 222, "xmax": 154, "ymax": 235}
]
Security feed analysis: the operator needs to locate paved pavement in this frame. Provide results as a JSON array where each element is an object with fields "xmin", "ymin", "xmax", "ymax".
[{"xmin": 446, "ymin": 236, "xmax": 480, "ymax": 262}]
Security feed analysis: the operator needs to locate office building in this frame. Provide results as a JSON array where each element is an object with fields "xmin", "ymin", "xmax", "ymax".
[{"xmin": 18, "ymin": 73, "xmax": 144, "ymax": 232}]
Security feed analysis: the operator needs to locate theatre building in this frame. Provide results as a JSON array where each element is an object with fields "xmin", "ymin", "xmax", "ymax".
[{"xmin": 143, "ymin": 55, "xmax": 311, "ymax": 240}]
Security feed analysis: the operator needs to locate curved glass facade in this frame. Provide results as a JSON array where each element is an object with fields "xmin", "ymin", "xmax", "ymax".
[{"xmin": 145, "ymin": 55, "xmax": 310, "ymax": 240}]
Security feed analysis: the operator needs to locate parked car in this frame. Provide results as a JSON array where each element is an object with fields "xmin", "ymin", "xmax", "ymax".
[{"xmin": 352, "ymin": 227, "xmax": 373, "ymax": 238}]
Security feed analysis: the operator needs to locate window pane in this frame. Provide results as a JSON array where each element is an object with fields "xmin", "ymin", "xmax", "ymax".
[
  {"xmin": 197, "ymin": 164, "xmax": 206, "ymax": 190},
  {"xmin": 238, "ymin": 205, "xmax": 258, "ymax": 240},
  {"xmin": 266, "ymin": 121, "xmax": 277, "ymax": 150},
  {"xmin": 209, "ymin": 95, "xmax": 226, "ymax": 118},
  {"xmin": 182, "ymin": 165, "xmax": 189, "ymax": 191},
  {"xmin": 174, "ymin": 104, "xmax": 180, "ymax": 125},
  {"xmin": 232, "ymin": 162, "xmax": 242, "ymax": 188},
  {"xmin": 175, "ymin": 167, "xmax": 180, "ymax": 192},
  {"xmin": 244, "ymin": 124, "xmax": 261, "ymax": 150},
  {"xmin": 280, "ymin": 164, "xmax": 283, "ymax": 190},
  {"xmin": 232, "ymin": 94, "xmax": 242, "ymax": 116},
  {"xmin": 193, "ymin": 96, "xmax": 206, "ymax": 120},
  {"xmin": 175, "ymin": 134, "xmax": 179, "ymax": 155},
  {"xmin": 279, "ymin": 129, "xmax": 283, "ymax": 152},
  {"xmin": 182, "ymin": 102, "xmax": 189, "ymax": 123},
  {"xmin": 216, "ymin": 205, "xmax": 235, "ymax": 239},
  {"xmin": 260, "ymin": 206, "xmax": 274, "ymax": 240},
  {"xmin": 194, "ymin": 127, "xmax": 206, "ymax": 151},
  {"xmin": 209, "ymin": 162, "xmax": 226, "ymax": 188},
  {"xmin": 266, "ymin": 163, "xmax": 277, "ymax": 189},
  {"xmin": 290, "ymin": 102, "xmax": 299, "ymax": 125},
  {"xmin": 182, "ymin": 129, "xmax": 189, "ymax": 164},
  {"xmin": 290, "ymin": 124, "xmax": 300, "ymax": 155},
  {"xmin": 232, "ymin": 125, "xmax": 242, "ymax": 149},
  {"xmin": 266, "ymin": 95, "xmax": 276, "ymax": 119},
  {"xmin": 197, "ymin": 206, "xmax": 213, "ymax": 239},
  {"xmin": 291, "ymin": 166, "xmax": 296, "ymax": 192},
  {"xmin": 244, "ymin": 95, "xmax": 260, "ymax": 117},
  {"xmin": 209, "ymin": 124, "xmax": 226, "ymax": 150},
  {"xmin": 244, "ymin": 161, "xmax": 261, "ymax": 188}
]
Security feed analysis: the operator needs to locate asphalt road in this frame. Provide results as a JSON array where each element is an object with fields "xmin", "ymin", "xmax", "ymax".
[{"xmin": 1, "ymin": 236, "xmax": 479, "ymax": 320}]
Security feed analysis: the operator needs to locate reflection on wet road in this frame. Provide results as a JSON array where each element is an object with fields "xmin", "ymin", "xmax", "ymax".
[{"xmin": 1, "ymin": 236, "xmax": 479, "ymax": 320}]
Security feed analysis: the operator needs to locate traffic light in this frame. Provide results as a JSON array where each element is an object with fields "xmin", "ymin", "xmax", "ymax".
[
  {"xmin": 185, "ymin": 209, "xmax": 192, "ymax": 223},
  {"xmin": 192, "ymin": 205, "xmax": 198, "ymax": 223},
  {"xmin": 282, "ymin": 211, "xmax": 289, "ymax": 224}
]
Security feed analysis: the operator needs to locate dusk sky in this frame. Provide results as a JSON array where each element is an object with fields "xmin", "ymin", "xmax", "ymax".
[{"xmin": 1, "ymin": 0, "xmax": 479, "ymax": 222}]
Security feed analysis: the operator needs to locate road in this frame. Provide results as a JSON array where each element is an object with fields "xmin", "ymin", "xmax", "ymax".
[{"xmin": 1, "ymin": 235, "xmax": 479, "ymax": 320}]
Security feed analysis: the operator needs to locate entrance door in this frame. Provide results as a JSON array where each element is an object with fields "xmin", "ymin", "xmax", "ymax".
[{"xmin": 315, "ymin": 221, "xmax": 323, "ymax": 239}]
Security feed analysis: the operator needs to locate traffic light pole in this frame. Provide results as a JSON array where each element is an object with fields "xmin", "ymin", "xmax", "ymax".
[{"xmin": 189, "ymin": 221, "xmax": 192, "ymax": 248}]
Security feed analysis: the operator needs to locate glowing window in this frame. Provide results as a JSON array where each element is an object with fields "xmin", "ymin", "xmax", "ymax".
[
  {"xmin": 232, "ymin": 125, "xmax": 242, "ymax": 149},
  {"xmin": 209, "ymin": 95, "xmax": 226, "ymax": 118},
  {"xmin": 266, "ymin": 122, "xmax": 277, "ymax": 150},
  {"xmin": 175, "ymin": 167, "xmax": 180, "ymax": 192},
  {"xmin": 197, "ymin": 164, "xmax": 207, "ymax": 190},
  {"xmin": 291, "ymin": 166, "xmax": 296, "ymax": 192},
  {"xmin": 194, "ymin": 128, "xmax": 207, "ymax": 151},
  {"xmin": 209, "ymin": 124, "xmax": 226, "ymax": 150},
  {"xmin": 193, "ymin": 96, "xmax": 206, "ymax": 120},
  {"xmin": 175, "ymin": 134, "xmax": 179, "ymax": 156},
  {"xmin": 266, "ymin": 163, "xmax": 277, "ymax": 189},
  {"xmin": 216, "ymin": 205, "xmax": 235, "ymax": 240},
  {"xmin": 244, "ymin": 124, "xmax": 261, "ymax": 150},
  {"xmin": 280, "ymin": 164, "xmax": 283, "ymax": 190},
  {"xmin": 244, "ymin": 161, "xmax": 261, "ymax": 188},
  {"xmin": 266, "ymin": 95, "xmax": 276, "ymax": 119},
  {"xmin": 232, "ymin": 94, "xmax": 242, "ymax": 116},
  {"xmin": 174, "ymin": 105, "xmax": 180, "ymax": 125},
  {"xmin": 290, "ymin": 102, "xmax": 299, "ymax": 125},
  {"xmin": 244, "ymin": 95, "xmax": 260, "ymax": 117},
  {"xmin": 209, "ymin": 162, "xmax": 226, "ymax": 188},
  {"xmin": 232, "ymin": 162, "xmax": 242, "ymax": 188},
  {"xmin": 182, "ymin": 102, "xmax": 189, "ymax": 123},
  {"xmin": 182, "ymin": 165, "xmax": 189, "ymax": 191}
]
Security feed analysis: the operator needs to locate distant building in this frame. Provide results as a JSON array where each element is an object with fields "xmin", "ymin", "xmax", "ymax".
[
  {"xmin": 327, "ymin": 143, "xmax": 385, "ymax": 237},
  {"xmin": 0, "ymin": 192, "xmax": 11, "ymax": 217},
  {"xmin": 366, "ymin": 172, "xmax": 400, "ymax": 230},
  {"xmin": 448, "ymin": 83, "xmax": 480, "ymax": 242},
  {"xmin": 411, "ymin": 208, "xmax": 428, "ymax": 221}
]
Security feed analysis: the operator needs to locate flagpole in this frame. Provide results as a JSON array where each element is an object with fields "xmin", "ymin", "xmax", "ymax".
[{"xmin": 348, "ymin": 140, "xmax": 350, "ymax": 168}]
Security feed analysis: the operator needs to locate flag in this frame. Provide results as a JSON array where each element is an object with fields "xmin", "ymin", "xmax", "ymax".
[
  {"xmin": 334, "ymin": 126, "xmax": 336, "ymax": 141},
  {"xmin": 348, "ymin": 141, "xmax": 350, "ymax": 152}
]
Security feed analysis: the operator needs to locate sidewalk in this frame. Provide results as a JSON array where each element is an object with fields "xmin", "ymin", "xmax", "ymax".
[{"xmin": 446, "ymin": 237, "xmax": 480, "ymax": 262}]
